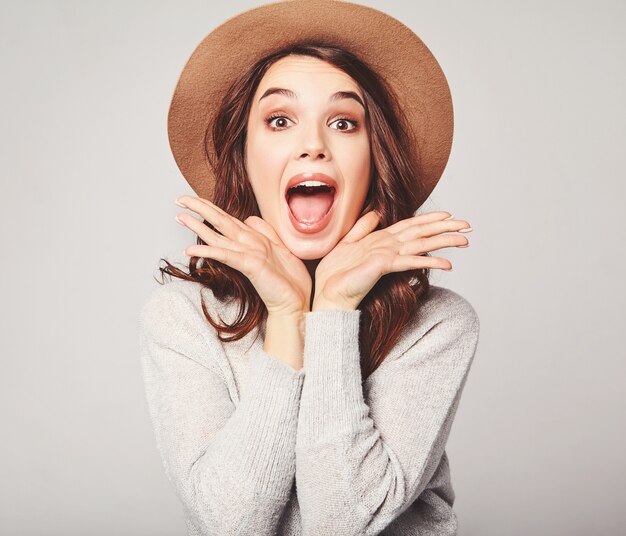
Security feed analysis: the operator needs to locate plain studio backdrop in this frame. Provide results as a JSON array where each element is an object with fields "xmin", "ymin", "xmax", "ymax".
[{"xmin": 1, "ymin": 1, "xmax": 624, "ymax": 534}]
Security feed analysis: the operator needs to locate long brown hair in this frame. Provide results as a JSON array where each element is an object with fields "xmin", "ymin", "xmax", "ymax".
[{"xmin": 158, "ymin": 42, "xmax": 433, "ymax": 380}]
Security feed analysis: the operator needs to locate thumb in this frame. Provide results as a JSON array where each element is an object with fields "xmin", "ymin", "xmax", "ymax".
[{"xmin": 341, "ymin": 210, "xmax": 381, "ymax": 244}]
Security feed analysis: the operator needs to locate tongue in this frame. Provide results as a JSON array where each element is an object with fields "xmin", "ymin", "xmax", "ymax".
[{"xmin": 288, "ymin": 191, "xmax": 334, "ymax": 223}]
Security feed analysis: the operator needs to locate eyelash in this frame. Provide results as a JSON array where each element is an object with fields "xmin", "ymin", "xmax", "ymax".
[{"xmin": 264, "ymin": 113, "xmax": 360, "ymax": 132}]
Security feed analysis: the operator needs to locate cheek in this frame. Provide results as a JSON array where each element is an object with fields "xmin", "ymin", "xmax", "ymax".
[
  {"xmin": 247, "ymin": 129, "xmax": 285, "ymax": 176},
  {"xmin": 245, "ymin": 129, "xmax": 287, "ymax": 218},
  {"xmin": 340, "ymin": 138, "xmax": 371, "ymax": 193}
]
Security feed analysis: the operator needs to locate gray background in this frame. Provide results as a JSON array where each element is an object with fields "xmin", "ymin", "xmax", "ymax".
[{"xmin": 1, "ymin": 0, "xmax": 624, "ymax": 534}]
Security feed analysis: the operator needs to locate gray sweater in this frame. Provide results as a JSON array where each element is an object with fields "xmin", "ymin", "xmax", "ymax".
[{"xmin": 138, "ymin": 279, "xmax": 480, "ymax": 535}]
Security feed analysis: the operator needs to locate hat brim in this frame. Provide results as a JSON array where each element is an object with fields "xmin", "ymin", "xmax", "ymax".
[{"xmin": 167, "ymin": 0, "xmax": 453, "ymax": 206}]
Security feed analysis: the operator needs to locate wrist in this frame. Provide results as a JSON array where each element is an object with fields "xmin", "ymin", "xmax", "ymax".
[
  {"xmin": 267, "ymin": 302, "xmax": 308, "ymax": 317},
  {"xmin": 264, "ymin": 312, "xmax": 305, "ymax": 371},
  {"xmin": 266, "ymin": 309, "xmax": 306, "ymax": 323},
  {"xmin": 311, "ymin": 295, "xmax": 356, "ymax": 312}
]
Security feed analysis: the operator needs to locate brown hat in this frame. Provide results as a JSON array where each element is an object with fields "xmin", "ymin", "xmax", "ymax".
[{"xmin": 167, "ymin": 0, "xmax": 453, "ymax": 206}]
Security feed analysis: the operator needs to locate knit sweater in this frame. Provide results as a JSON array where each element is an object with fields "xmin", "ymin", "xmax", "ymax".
[{"xmin": 138, "ymin": 279, "xmax": 480, "ymax": 535}]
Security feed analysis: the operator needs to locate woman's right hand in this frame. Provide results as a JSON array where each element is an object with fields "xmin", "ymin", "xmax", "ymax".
[{"xmin": 175, "ymin": 195, "xmax": 311, "ymax": 317}]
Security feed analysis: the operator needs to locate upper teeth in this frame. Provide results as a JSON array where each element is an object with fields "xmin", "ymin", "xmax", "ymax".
[{"xmin": 292, "ymin": 180, "xmax": 331, "ymax": 188}]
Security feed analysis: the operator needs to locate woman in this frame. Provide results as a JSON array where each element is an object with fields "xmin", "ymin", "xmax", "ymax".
[{"xmin": 139, "ymin": 1, "xmax": 479, "ymax": 535}]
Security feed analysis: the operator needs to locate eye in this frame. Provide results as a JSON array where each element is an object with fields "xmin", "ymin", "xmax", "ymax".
[
  {"xmin": 264, "ymin": 114, "xmax": 360, "ymax": 132},
  {"xmin": 265, "ymin": 114, "xmax": 294, "ymax": 130},
  {"xmin": 330, "ymin": 117, "xmax": 359, "ymax": 132}
]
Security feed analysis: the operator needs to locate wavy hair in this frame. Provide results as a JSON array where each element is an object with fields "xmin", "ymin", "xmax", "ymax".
[{"xmin": 157, "ymin": 42, "xmax": 433, "ymax": 380}]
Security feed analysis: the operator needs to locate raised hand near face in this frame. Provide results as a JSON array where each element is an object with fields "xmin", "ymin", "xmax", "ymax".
[
  {"xmin": 175, "ymin": 195, "xmax": 312, "ymax": 317},
  {"xmin": 312, "ymin": 210, "xmax": 473, "ymax": 311}
]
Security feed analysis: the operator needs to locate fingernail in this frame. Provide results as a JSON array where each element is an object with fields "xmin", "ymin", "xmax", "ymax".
[
  {"xmin": 444, "ymin": 214, "xmax": 454, "ymax": 220},
  {"xmin": 457, "ymin": 244, "xmax": 470, "ymax": 248},
  {"xmin": 175, "ymin": 215, "xmax": 185, "ymax": 225},
  {"xmin": 175, "ymin": 198, "xmax": 187, "ymax": 208},
  {"xmin": 458, "ymin": 226, "xmax": 472, "ymax": 233}
]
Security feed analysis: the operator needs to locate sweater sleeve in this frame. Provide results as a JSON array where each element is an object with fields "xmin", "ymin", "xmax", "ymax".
[
  {"xmin": 295, "ymin": 290, "xmax": 480, "ymax": 535},
  {"xmin": 138, "ymin": 284, "xmax": 305, "ymax": 535}
]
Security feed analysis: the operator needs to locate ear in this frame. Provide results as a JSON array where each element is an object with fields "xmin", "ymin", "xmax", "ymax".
[
  {"xmin": 340, "ymin": 210, "xmax": 381, "ymax": 244},
  {"xmin": 244, "ymin": 215, "xmax": 284, "ymax": 246}
]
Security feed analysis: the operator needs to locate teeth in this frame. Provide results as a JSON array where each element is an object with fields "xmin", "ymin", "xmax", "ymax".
[{"xmin": 293, "ymin": 180, "xmax": 330, "ymax": 188}]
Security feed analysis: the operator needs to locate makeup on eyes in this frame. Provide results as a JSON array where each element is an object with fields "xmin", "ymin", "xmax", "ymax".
[{"xmin": 264, "ymin": 113, "xmax": 360, "ymax": 131}]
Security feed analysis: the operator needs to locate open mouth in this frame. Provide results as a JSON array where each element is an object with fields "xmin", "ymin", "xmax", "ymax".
[{"xmin": 285, "ymin": 183, "xmax": 338, "ymax": 233}]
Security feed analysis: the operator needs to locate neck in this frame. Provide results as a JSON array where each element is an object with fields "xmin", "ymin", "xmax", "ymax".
[{"xmin": 303, "ymin": 258, "xmax": 322, "ymax": 311}]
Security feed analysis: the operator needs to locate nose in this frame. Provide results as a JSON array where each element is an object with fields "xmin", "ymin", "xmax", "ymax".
[{"xmin": 298, "ymin": 122, "xmax": 329, "ymax": 160}]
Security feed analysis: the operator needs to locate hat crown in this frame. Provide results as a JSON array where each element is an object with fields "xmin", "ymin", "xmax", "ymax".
[{"xmin": 168, "ymin": 0, "xmax": 453, "ymax": 208}]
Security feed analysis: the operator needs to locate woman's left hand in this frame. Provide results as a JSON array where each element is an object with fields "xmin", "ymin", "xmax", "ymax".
[{"xmin": 312, "ymin": 210, "xmax": 473, "ymax": 311}]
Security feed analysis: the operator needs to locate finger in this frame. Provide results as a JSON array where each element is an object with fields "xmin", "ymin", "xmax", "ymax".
[
  {"xmin": 395, "ymin": 218, "xmax": 471, "ymax": 242},
  {"xmin": 196, "ymin": 197, "xmax": 250, "ymax": 231},
  {"xmin": 386, "ymin": 211, "xmax": 452, "ymax": 235},
  {"xmin": 390, "ymin": 254, "xmax": 453, "ymax": 273},
  {"xmin": 178, "ymin": 195, "xmax": 249, "ymax": 232},
  {"xmin": 244, "ymin": 216, "xmax": 284, "ymax": 246},
  {"xmin": 177, "ymin": 196, "xmax": 246, "ymax": 239},
  {"xmin": 184, "ymin": 244, "xmax": 248, "ymax": 272},
  {"xmin": 177, "ymin": 212, "xmax": 243, "ymax": 251},
  {"xmin": 176, "ymin": 213, "xmax": 233, "ymax": 248},
  {"xmin": 341, "ymin": 210, "xmax": 381, "ymax": 244},
  {"xmin": 399, "ymin": 233, "xmax": 469, "ymax": 256}
]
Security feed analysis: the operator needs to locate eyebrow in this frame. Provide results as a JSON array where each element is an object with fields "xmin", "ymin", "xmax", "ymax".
[{"xmin": 258, "ymin": 87, "xmax": 365, "ymax": 109}]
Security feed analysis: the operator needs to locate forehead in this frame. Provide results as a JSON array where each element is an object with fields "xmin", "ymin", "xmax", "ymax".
[{"xmin": 256, "ymin": 55, "xmax": 362, "ymax": 98}]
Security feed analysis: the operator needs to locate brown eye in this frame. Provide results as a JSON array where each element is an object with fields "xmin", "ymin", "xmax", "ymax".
[
  {"xmin": 266, "ymin": 114, "xmax": 293, "ymax": 130},
  {"xmin": 330, "ymin": 117, "xmax": 359, "ymax": 131}
]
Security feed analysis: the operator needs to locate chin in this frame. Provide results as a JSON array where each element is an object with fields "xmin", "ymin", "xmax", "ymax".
[{"xmin": 285, "ymin": 236, "xmax": 337, "ymax": 260}]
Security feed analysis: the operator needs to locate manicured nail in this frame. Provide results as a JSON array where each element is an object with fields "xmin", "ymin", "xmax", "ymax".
[
  {"xmin": 175, "ymin": 215, "xmax": 185, "ymax": 225},
  {"xmin": 458, "ymin": 226, "xmax": 472, "ymax": 232},
  {"xmin": 444, "ymin": 214, "xmax": 454, "ymax": 220},
  {"xmin": 175, "ymin": 198, "xmax": 187, "ymax": 208}
]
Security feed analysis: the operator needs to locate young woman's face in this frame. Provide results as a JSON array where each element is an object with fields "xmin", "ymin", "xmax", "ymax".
[{"xmin": 245, "ymin": 55, "xmax": 371, "ymax": 260}]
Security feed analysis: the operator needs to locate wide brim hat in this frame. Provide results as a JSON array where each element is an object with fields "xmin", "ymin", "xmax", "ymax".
[{"xmin": 167, "ymin": 0, "xmax": 453, "ymax": 207}]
